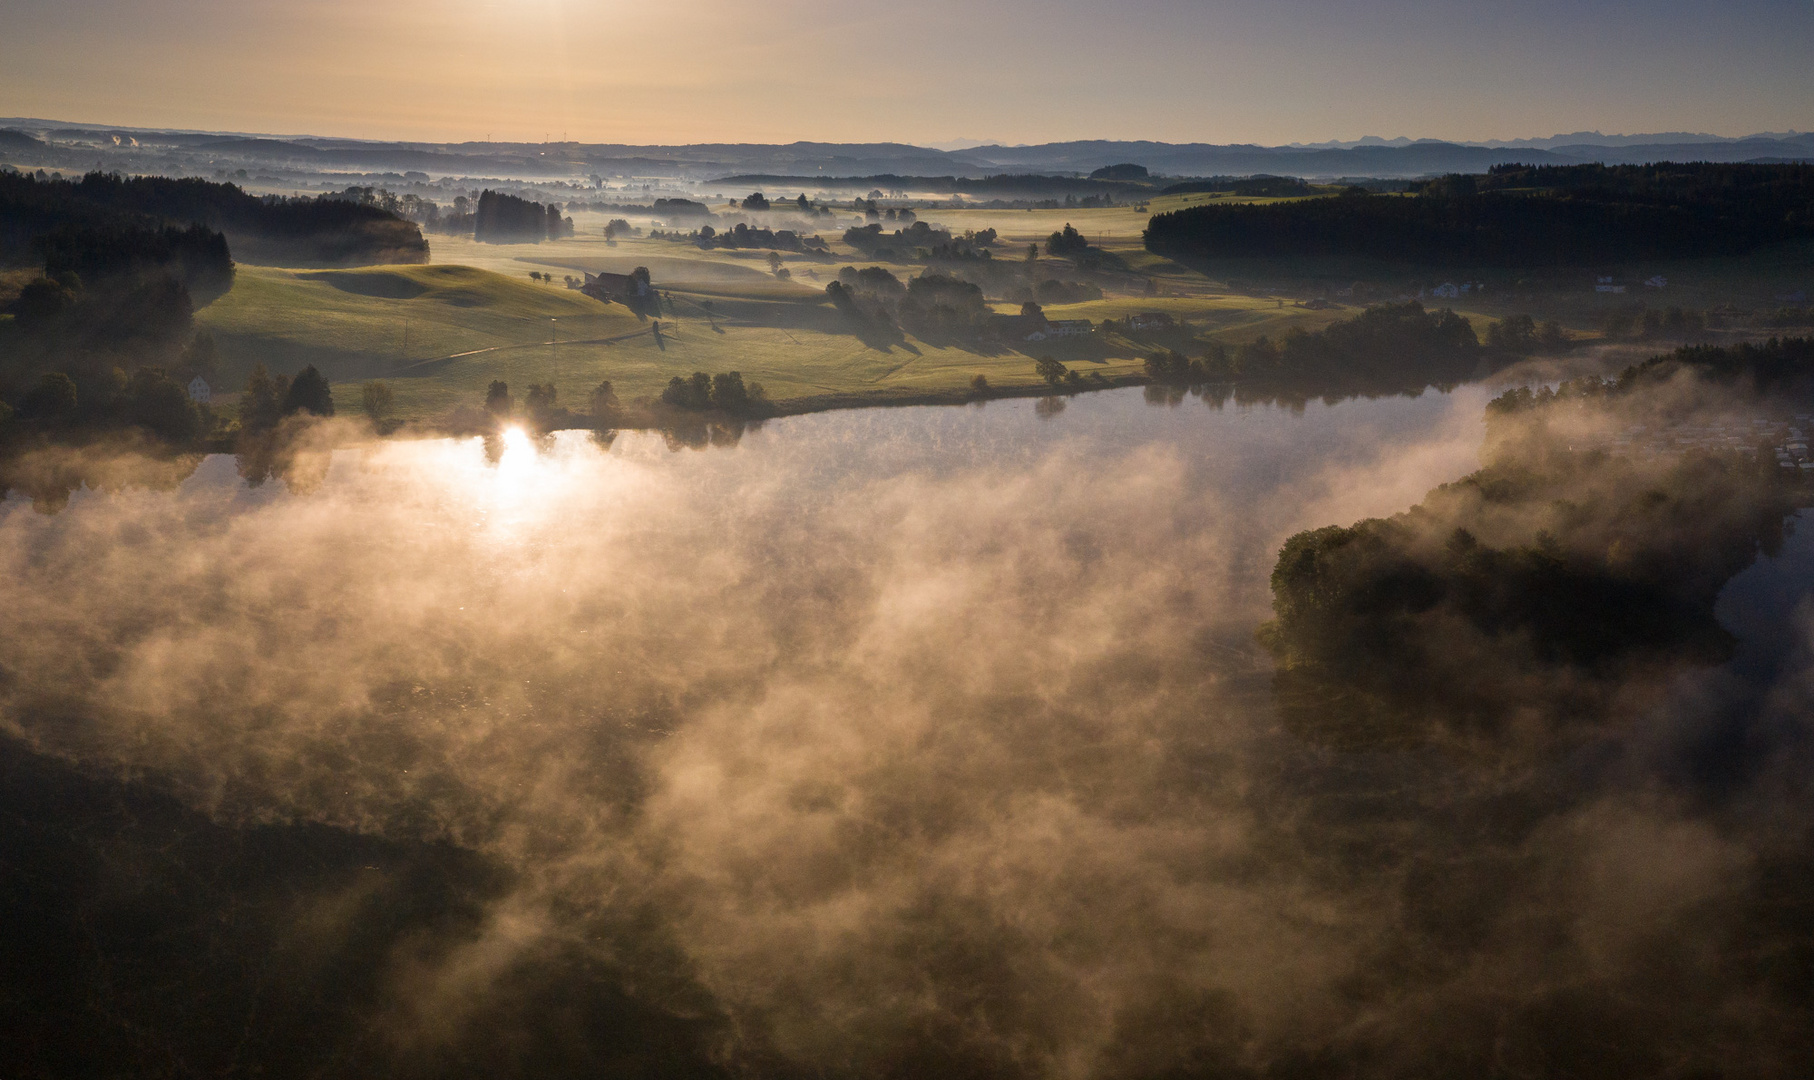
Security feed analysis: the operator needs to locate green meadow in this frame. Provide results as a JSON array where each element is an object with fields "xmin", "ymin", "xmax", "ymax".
[{"xmin": 186, "ymin": 197, "xmax": 1810, "ymax": 424}]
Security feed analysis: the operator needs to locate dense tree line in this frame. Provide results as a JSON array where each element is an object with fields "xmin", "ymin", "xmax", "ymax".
[
  {"xmin": 1, "ymin": 359, "xmax": 222, "ymax": 442},
  {"xmin": 34, "ymin": 222, "xmax": 232, "ymax": 288},
  {"xmin": 473, "ymin": 190, "xmax": 573, "ymax": 244},
  {"xmin": 842, "ymin": 220, "xmax": 955, "ymax": 259},
  {"xmin": 1618, "ymin": 336, "xmax": 1814, "ymax": 394},
  {"xmin": 0, "ymin": 171, "xmax": 427, "ymax": 268},
  {"xmin": 9, "ymin": 269, "xmax": 198, "ymax": 352},
  {"xmin": 1145, "ymin": 162, "xmax": 1814, "ymax": 266},
  {"xmin": 1140, "ymin": 301, "xmax": 1492, "ymax": 395},
  {"xmin": 659, "ymin": 370, "xmax": 765, "ymax": 413},
  {"xmin": 699, "ymin": 222, "xmax": 825, "ymax": 252}
]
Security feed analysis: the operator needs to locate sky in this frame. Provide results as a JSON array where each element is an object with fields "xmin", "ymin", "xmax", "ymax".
[{"xmin": 3, "ymin": 0, "xmax": 1811, "ymax": 145}]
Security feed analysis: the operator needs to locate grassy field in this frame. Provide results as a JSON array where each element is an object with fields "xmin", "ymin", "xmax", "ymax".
[
  {"xmin": 194, "ymin": 257, "xmax": 1157, "ymax": 421},
  {"xmin": 179, "ymin": 199, "xmax": 1810, "ymax": 424},
  {"xmin": 187, "ymin": 208, "xmax": 1288, "ymax": 422}
]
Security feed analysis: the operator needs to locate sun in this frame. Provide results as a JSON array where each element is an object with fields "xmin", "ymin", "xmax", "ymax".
[{"xmin": 500, "ymin": 425, "xmax": 531, "ymax": 452}]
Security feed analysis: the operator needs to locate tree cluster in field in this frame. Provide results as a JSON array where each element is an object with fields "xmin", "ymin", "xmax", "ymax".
[
  {"xmin": 1041, "ymin": 223, "xmax": 1125, "ymax": 270},
  {"xmin": 1044, "ymin": 223, "xmax": 1090, "ymax": 257},
  {"xmin": 824, "ymin": 265, "xmax": 989, "ymax": 341},
  {"xmin": 473, "ymin": 190, "xmax": 573, "ymax": 244},
  {"xmin": 564, "ymin": 197, "xmax": 714, "ymax": 220},
  {"xmin": 659, "ymin": 371, "xmax": 766, "ymax": 414},
  {"xmin": 1003, "ymin": 276, "xmax": 1101, "ymax": 306},
  {"xmin": 238, "ymin": 363, "xmax": 334, "ymax": 432},
  {"xmin": 1259, "ymin": 376, "xmax": 1801, "ymax": 751},
  {"xmin": 922, "ymin": 228, "xmax": 998, "ymax": 265},
  {"xmin": 1145, "ymin": 162, "xmax": 1814, "ymax": 266},
  {"xmin": 698, "ymin": 222, "xmax": 826, "ymax": 253},
  {"xmin": 841, "ymin": 221, "xmax": 956, "ymax": 260}
]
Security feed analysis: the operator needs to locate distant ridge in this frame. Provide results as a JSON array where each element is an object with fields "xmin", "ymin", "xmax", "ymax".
[{"xmin": 2, "ymin": 118, "xmax": 1811, "ymax": 180}]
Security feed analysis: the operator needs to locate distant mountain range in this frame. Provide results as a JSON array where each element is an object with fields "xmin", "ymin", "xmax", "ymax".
[{"xmin": 2, "ymin": 119, "xmax": 1810, "ymax": 181}]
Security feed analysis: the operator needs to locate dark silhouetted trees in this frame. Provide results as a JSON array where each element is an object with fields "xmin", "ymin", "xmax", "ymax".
[
  {"xmin": 660, "ymin": 371, "xmax": 765, "ymax": 413},
  {"xmin": 122, "ymin": 367, "xmax": 201, "ymax": 440},
  {"xmin": 485, "ymin": 380, "xmax": 512, "ymax": 417},
  {"xmin": 1045, "ymin": 223, "xmax": 1089, "ymax": 257},
  {"xmin": 588, "ymin": 380, "xmax": 619, "ymax": 418},
  {"xmin": 1146, "ymin": 163, "xmax": 1814, "ymax": 266},
  {"xmin": 474, "ymin": 191, "xmax": 563, "ymax": 243},
  {"xmin": 0, "ymin": 170, "xmax": 424, "ymax": 269},
  {"xmin": 281, "ymin": 366, "xmax": 334, "ymax": 418},
  {"xmin": 240, "ymin": 364, "xmax": 287, "ymax": 431}
]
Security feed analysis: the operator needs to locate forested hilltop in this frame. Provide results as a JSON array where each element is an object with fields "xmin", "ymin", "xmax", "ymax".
[
  {"xmin": 1260, "ymin": 338, "xmax": 1814, "ymax": 753},
  {"xmin": 0, "ymin": 171, "xmax": 427, "ymax": 270},
  {"xmin": 1145, "ymin": 162, "xmax": 1814, "ymax": 266}
]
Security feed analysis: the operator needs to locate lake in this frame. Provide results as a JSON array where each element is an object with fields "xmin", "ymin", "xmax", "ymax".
[{"xmin": 3, "ymin": 383, "xmax": 1809, "ymax": 1076}]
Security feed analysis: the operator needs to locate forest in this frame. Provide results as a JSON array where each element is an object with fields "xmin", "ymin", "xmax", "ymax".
[
  {"xmin": 0, "ymin": 171, "xmax": 427, "ymax": 268},
  {"xmin": 1144, "ymin": 162, "xmax": 1814, "ymax": 266},
  {"xmin": 1258, "ymin": 338, "xmax": 1814, "ymax": 752}
]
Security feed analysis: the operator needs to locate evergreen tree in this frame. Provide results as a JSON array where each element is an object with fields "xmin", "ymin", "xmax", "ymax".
[
  {"xmin": 282, "ymin": 365, "xmax": 334, "ymax": 417},
  {"xmin": 485, "ymin": 380, "xmax": 512, "ymax": 417}
]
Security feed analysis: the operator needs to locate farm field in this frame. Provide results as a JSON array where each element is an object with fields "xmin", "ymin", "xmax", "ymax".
[
  {"xmin": 191, "ymin": 205, "xmax": 1366, "ymax": 422},
  {"xmin": 183, "ymin": 197, "xmax": 1809, "ymax": 425}
]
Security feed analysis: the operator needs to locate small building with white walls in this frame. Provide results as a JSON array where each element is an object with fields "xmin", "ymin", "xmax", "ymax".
[{"xmin": 187, "ymin": 376, "xmax": 211, "ymax": 404}]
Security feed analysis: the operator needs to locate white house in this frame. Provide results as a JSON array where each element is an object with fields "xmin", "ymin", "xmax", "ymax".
[
  {"xmin": 187, "ymin": 376, "xmax": 211, "ymax": 404},
  {"xmin": 1046, "ymin": 319, "xmax": 1093, "ymax": 338}
]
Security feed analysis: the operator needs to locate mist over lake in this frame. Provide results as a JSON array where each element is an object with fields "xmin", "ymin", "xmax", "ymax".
[{"xmin": 5, "ymin": 386, "xmax": 1812, "ymax": 1076}]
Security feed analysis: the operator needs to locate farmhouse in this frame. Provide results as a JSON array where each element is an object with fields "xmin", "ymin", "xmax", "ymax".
[
  {"xmin": 1046, "ymin": 319, "xmax": 1093, "ymax": 338},
  {"xmin": 581, "ymin": 271, "xmax": 652, "ymax": 303},
  {"xmin": 1128, "ymin": 312, "xmax": 1174, "ymax": 331},
  {"xmin": 187, "ymin": 376, "xmax": 211, "ymax": 404}
]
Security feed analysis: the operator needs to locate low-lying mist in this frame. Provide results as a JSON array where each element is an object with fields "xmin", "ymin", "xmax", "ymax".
[{"xmin": 2, "ymin": 387, "xmax": 1810, "ymax": 1077}]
